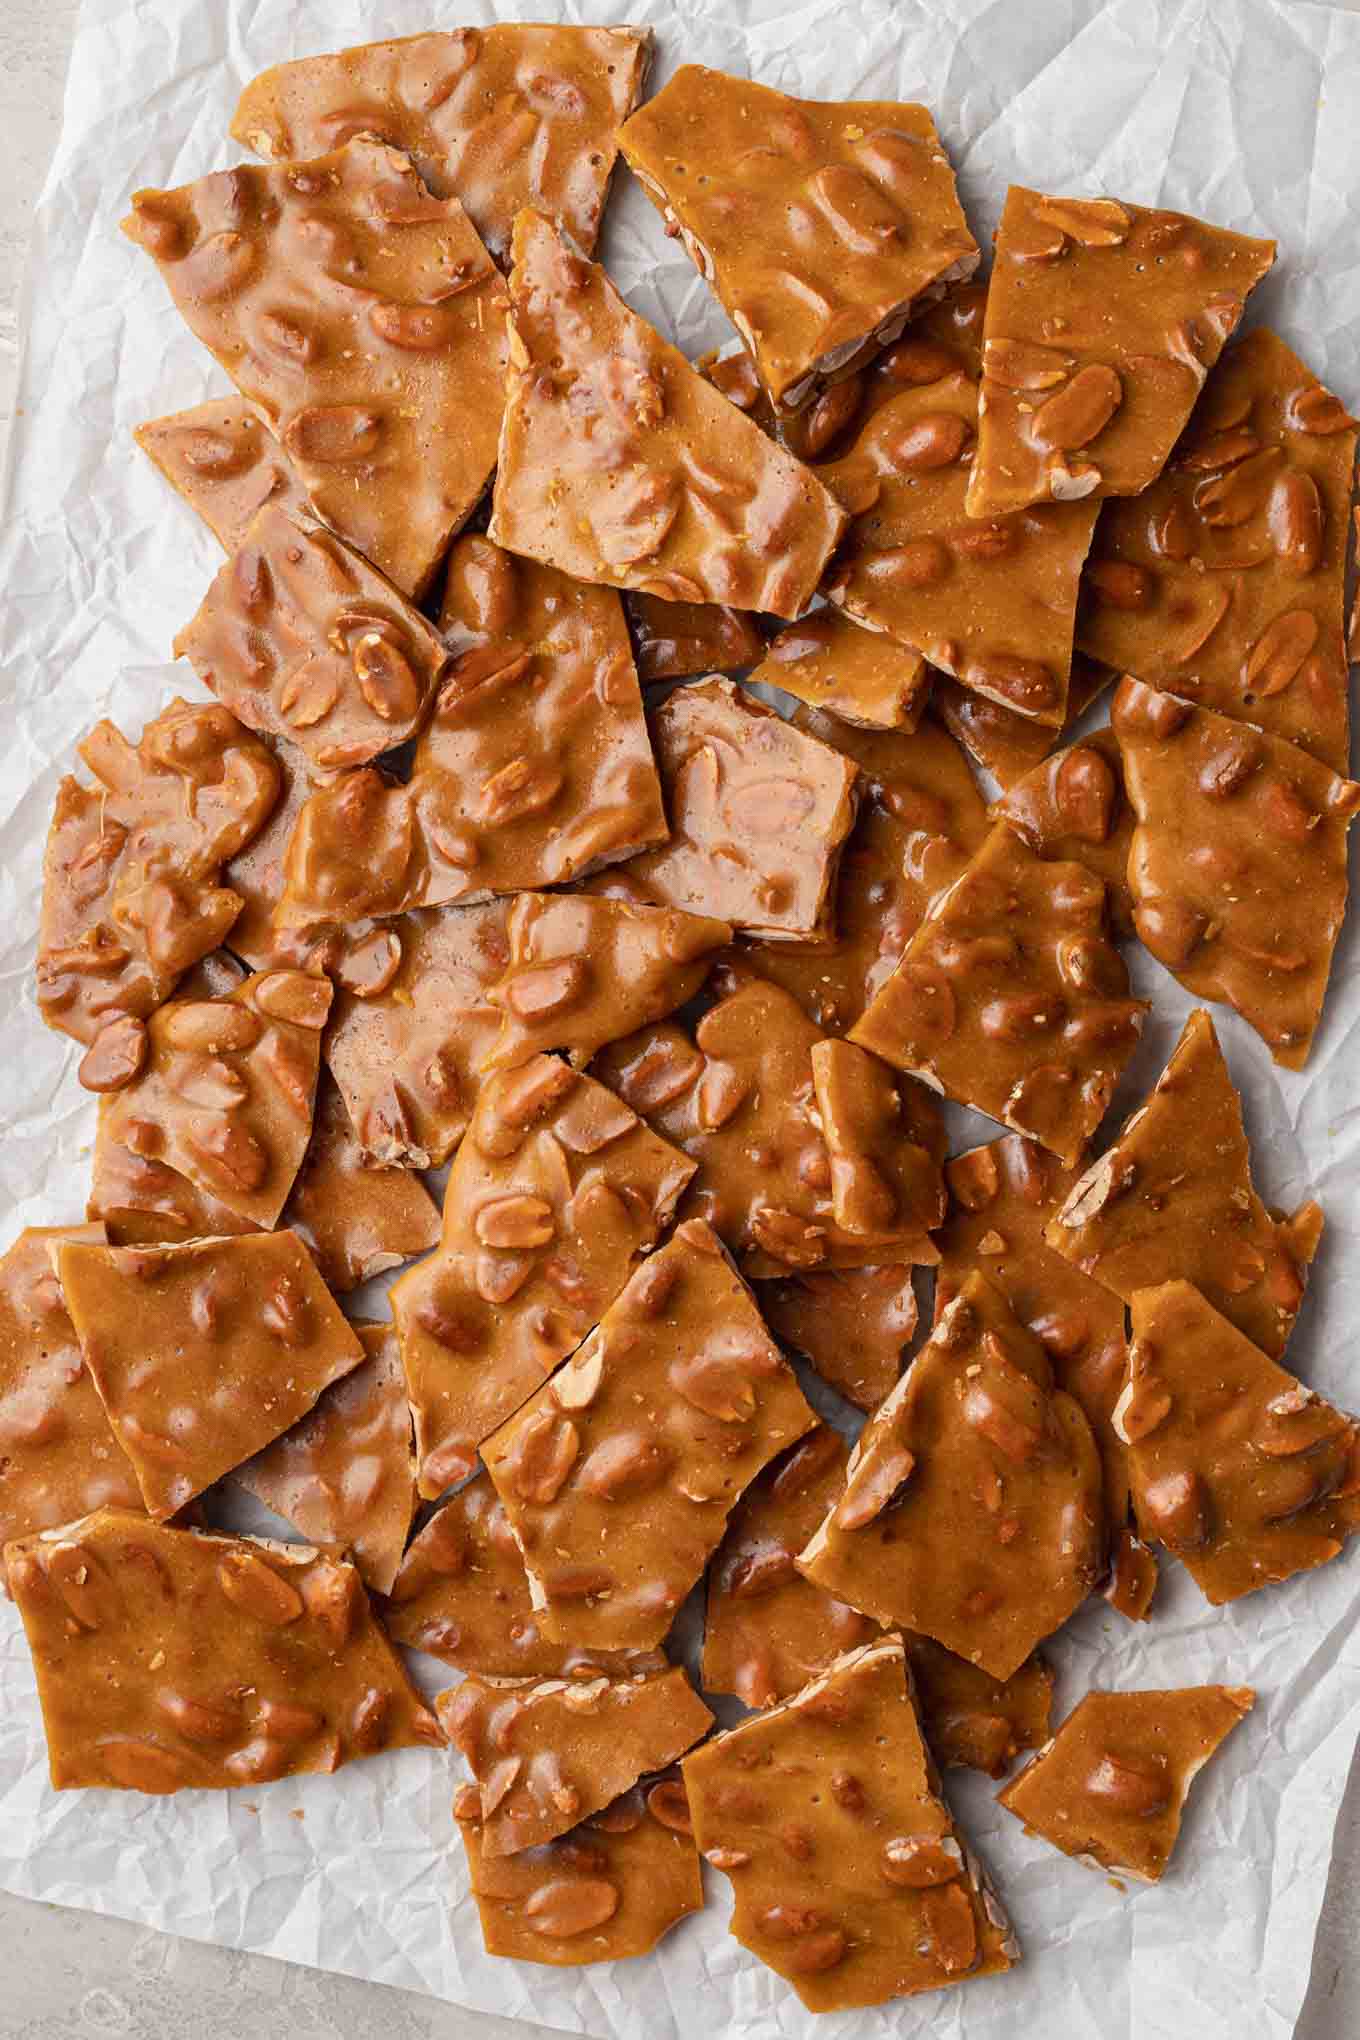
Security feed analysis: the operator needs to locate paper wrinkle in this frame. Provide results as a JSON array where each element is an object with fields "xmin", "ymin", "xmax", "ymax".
[{"xmin": 2, "ymin": 1, "xmax": 1359, "ymax": 2035}]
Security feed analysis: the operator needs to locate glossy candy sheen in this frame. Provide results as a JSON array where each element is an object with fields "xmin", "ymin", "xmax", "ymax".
[
  {"xmin": 991, "ymin": 726, "xmax": 1136, "ymax": 938},
  {"xmin": 751, "ymin": 609, "xmax": 932, "ymax": 732},
  {"xmin": 759, "ymin": 1266, "xmax": 920, "ymax": 1411},
  {"xmin": 626, "ymin": 593, "xmax": 765, "ymax": 684},
  {"xmin": 135, "ymin": 398, "xmax": 307, "ymax": 551}
]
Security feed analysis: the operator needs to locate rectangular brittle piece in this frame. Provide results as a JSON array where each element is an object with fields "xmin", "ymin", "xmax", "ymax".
[
  {"xmin": 752, "ymin": 609, "xmax": 932, "ymax": 732},
  {"xmin": 625, "ymin": 592, "xmax": 765, "ymax": 683}
]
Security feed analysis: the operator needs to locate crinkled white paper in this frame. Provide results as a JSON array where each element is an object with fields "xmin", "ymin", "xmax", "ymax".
[{"xmin": 3, "ymin": 1, "xmax": 1360, "ymax": 2035}]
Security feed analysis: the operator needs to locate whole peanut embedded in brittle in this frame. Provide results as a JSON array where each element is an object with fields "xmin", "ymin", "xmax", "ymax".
[
  {"xmin": 123, "ymin": 138, "xmax": 508, "ymax": 599},
  {"xmin": 683, "ymin": 1637, "xmax": 1017, "ymax": 2012},
  {"xmin": 759, "ymin": 1266, "xmax": 919, "ymax": 1411},
  {"xmin": 991, "ymin": 727, "xmax": 1135, "ymax": 938},
  {"xmin": 969, "ymin": 187, "xmax": 1275, "ymax": 516},
  {"xmin": 934, "ymin": 656, "xmax": 1112, "ymax": 792},
  {"xmin": 487, "ymin": 210, "xmax": 847, "ymax": 616},
  {"xmin": 904, "ymin": 1634, "xmax": 1054, "ymax": 1779},
  {"xmin": 626, "ymin": 593, "xmax": 765, "ymax": 684},
  {"xmin": 5, "ymin": 1507, "xmax": 442, "ymax": 1792},
  {"xmin": 752, "ymin": 609, "xmax": 932, "ymax": 732},
  {"xmin": 135, "ymin": 398, "xmax": 307, "ymax": 553}
]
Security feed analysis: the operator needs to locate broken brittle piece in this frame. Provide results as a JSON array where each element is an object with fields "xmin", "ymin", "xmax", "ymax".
[
  {"xmin": 123, "ymin": 138, "xmax": 508, "ymax": 599},
  {"xmin": 904, "ymin": 1634, "xmax": 1053, "ymax": 1780},
  {"xmin": 999, "ymin": 1685, "xmax": 1254, "ymax": 1882},
  {"xmin": 850, "ymin": 824, "xmax": 1146, "ymax": 1167},
  {"xmin": 970, "ymin": 188, "xmax": 1274, "ymax": 516},
  {"xmin": 483, "ymin": 1219, "xmax": 816, "ymax": 1651},
  {"xmin": 625, "ymin": 593, "xmax": 765, "ymax": 684},
  {"xmin": 619, "ymin": 69, "xmax": 977, "ymax": 413},
  {"xmin": 439, "ymin": 1665, "xmax": 713, "ymax": 1858},
  {"xmin": 752, "ymin": 609, "xmax": 932, "ymax": 732},
  {"xmin": 57, "ymin": 1232, "xmax": 365, "ymax": 1520},
  {"xmin": 6, "ymin": 1506, "xmax": 442, "ymax": 1791},
  {"xmin": 992, "ymin": 727, "xmax": 1135, "ymax": 937},
  {"xmin": 391, "ymin": 1058, "xmax": 694, "ymax": 1497},
  {"xmin": 759, "ymin": 1266, "xmax": 919, "ymax": 1411},
  {"xmin": 1112, "ymin": 675, "xmax": 1360, "ymax": 1067},
  {"xmin": 1119, "ymin": 1281, "xmax": 1360, "ymax": 1603},
  {"xmin": 683, "ymin": 1636, "xmax": 1017, "ymax": 2010},
  {"xmin": 933, "ymin": 655, "xmax": 1112, "ymax": 792},
  {"xmin": 135, "ymin": 398, "xmax": 307, "ymax": 552},
  {"xmin": 487, "ymin": 210, "xmax": 847, "ymax": 616},
  {"xmin": 798, "ymin": 1272, "xmax": 1105, "ymax": 1680},
  {"xmin": 1046, "ymin": 1008, "xmax": 1322, "ymax": 1360}
]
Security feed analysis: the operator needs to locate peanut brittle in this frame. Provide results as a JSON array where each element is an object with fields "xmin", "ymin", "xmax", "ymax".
[
  {"xmin": 850, "ymin": 824, "xmax": 1146, "ymax": 1167},
  {"xmin": 992, "ymin": 727, "xmax": 1135, "ymax": 937},
  {"xmin": 484, "ymin": 1220, "xmax": 816, "ymax": 1652},
  {"xmin": 933, "ymin": 654, "xmax": 1112, "ymax": 791},
  {"xmin": 999, "ymin": 1684, "xmax": 1253, "ymax": 1882},
  {"xmin": 487, "ymin": 210, "xmax": 847, "ymax": 616},
  {"xmin": 175, "ymin": 503, "xmax": 449, "ymax": 774},
  {"xmin": 752, "ymin": 609, "xmax": 932, "ymax": 731},
  {"xmin": 57, "ymin": 1232, "xmax": 365, "ymax": 1520},
  {"xmin": 970, "ymin": 189, "xmax": 1274, "ymax": 516},
  {"xmin": 135, "ymin": 398, "xmax": 306, "ymax": 552},
  {"xmin": 1119, "ymin": 1281, "xmax": 1360, "ymax": 1604},
  {"xmin": 38, "ymin": 698, "xmax": 280, "ymax": 1055},
  {"xmin": 798, "ymin": 1273, "xmax": 1105, "ymax": 1679},
  {"xmin": 123, "ymin": 138, "xmax": 508, "ymax": 599},
  {"xmin": 759, "ymin": 1266, "xmax": 919, "ymax": 1411},
  {"xmin": 626, "ymin": 593, "xmax": 764, "ymax": 683},
  {"xmin": 391, "ymin": 1058, "xmax": 694, "ymax": 1498},
  {"xmin": 1078, "ymin": 329, "xmax": 1357, "ymax": 772},
  {"xmin": 1046, "ymin": 1008, "xmax": 1322, "ymax": 1359},
  {"xmin": 231, "ymin": 25, "xmax": 652, "ymax": 267},
  {"xmin": 683, "ymin": 1637, "xmax": 1017, "ymax": 2010},
  {"xmin": 457, "ymin": 1768, "xmax": 702, "ymax": 1965},
  {"xmin": 6, "ymin": 1507, "xmax": 442, "ymax": 1792},
  {"xmin": 0, "ymin": 1225, "xmax": 141, "ymax": 1555},
  {"xmin": 619, "ymin": 69, "xmax": 977, "ymax": 413},
  {"xmin": 439, "ymin": 1665, "xmax": 713, "ymax": 1857},
  {"xmin": 904, "ymin": 1635, "xmax": 1053, "ymax": 1779},
  {"xmin": 235, "ymin": 1323, "xmax": 414, "ymax": 1596},
  {"xmin": 1112, "ymin": 675, "xmax": 1360, "ymax": 1068}
]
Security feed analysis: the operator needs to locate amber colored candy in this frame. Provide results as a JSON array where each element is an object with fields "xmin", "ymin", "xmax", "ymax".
[
  {"xmin": 934, "ymin": 655, "xmax": 1112, "ymax": 792},
  {"xmin": 904, "ymin": 1635, "xmax": 1053, "ymax": 1779},
  {"xmin": 992, "ymin": 726, "xmax": 1135, "ymax": 937},
  {"xmin": 5, "ymin": 1506, "xmax": 442, "ymax": 1792},
  {"xmin": 752, "ymin": 609, "xmax": 932, "ymax": 732},
  {"xmin": 683, "ymin": 1637, "xmax": 1017, "ymax": 2011},
  {"xmin": 626, "ymin": 593, "xmax": 765, "ymax": 683},
  {"xmin": 135, "ymin": 398, "xmax": 307, "ymax": 552},
  {"xmin": 758, "ymin": 1266, "xmax": 919, "ymax": 1412}
]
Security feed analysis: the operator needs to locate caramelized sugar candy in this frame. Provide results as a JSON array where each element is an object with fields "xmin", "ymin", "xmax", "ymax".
[
  {"xmin": 798, "ymin": 1272, "xmax": 1105, "ymax": 1681},
  {"xmin": 481, "ymin": 892, "xmax": 731, "ymax": 1074},
  {"xmin": 934, "ymin": 653, "xmax": 1112, "ymax": 792},
  {"xmin": 231, "ymin": 24, "xmax": 652, "ymax": 268},
  {"xmin": 758, "ymin": 1266, "xmax": 919, "ymax": 1411},
  {"xmin": 683, "ymin": 1637, "xmax": 1017, "ymax": 2011},
  {"xmin": 391, "ymin": 1058, "xmax": 694, "ymax": 1499},
  {"xmin": 999, "ymin": 1685, "xmax": 1254, "ymax": 1883},
  {"xmin": 969, "ymin": 188, "xmax": 1275, "ymax": 516},
  {"xmin": 614, "ymin": 677, "xmax": 860, "ymax": 941},
  {"xmin": 593, "ymin": 977, "xmax": 945, "ymax": 1278},
  {"xmin": 457, "ymin": 1767, "xmax": 703, "ymax": 1966},
  {"xmin": 6, "ymin": 1506, "xmax": 442, "ymax": 1793},
  {"xmin": 1111, "ymin": 675, "xmax": 1360, "ymax": 1068},
  {"xmin": 1119, "ymin": 1281, "xmax": 1360, "ymax": 1604},
  {"xmin": 905, "ymin": 1636, "xmax": 1054, "ymax": 1780},
  {"xmin": 38, "ymin": 699, "xmax": 280, "ymax": 1058},
  {"xmin": 483, "ymin": 1219, "xmax": 816, "ymax": 1653},
  {"xmin": 439, "ymin": 1665, "xmax": 713, "ymax": 1858},
  {"xmin": 850, "ymin": 824, "xmax": 1147, "ymax": 1169},
  {"xmin": 1046, "ymin": 1008, "xmax": 1322, "ymax": 1361},
  {"xmin": 135, "ymin": 398, "xmax": 307, "ymax": 551},
  {"xmin": 992, "ymin": 726, "xmax": 1135, "ymax": 938},
  {"xmin": 487, "ymin": 210, "xmax": 848, "ymax": 616},
  {"xmin": 625, "ymin": 592, "xmax": 765, "ymax": 684},
  {"xmin": 57, "ymin": 1232, "xmax": 365, "ymax": 1521},
  {"xmin": 1078, "ymin": 327, "xmax": 1358, "ymax": 773},
  {"xmin": 618, "ymin": 67, "xmax": 977, "ymax": 413},
  {"xmin": 122, "ymin": 138, "xmax": 508, "ymax": 601},
  {"xmin": 0, "ymin": 1226, "xmax": 141, "ymax": 1559},
  {"xmin": 175, "ymin": 503, "xmax": 450, "ymax": 775},
  {"xmin": 324, "ymin": 902, "xmax": 508, "ymax": 1169},
  {"xmin": 752, "ymin": 609, "xmax": 932, "ymax": 732}
]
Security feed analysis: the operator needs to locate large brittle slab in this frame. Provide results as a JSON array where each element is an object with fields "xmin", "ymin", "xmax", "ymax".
[
  {"xmin": 683, "ymin": 1637, "xmax": 1017, "ymax": 2011},
  {"xmin": 5, "ymin": 1507, "xmax": 442, "ymax": 1792},
  {"xmin": 391, "ymin": 1058, "xmax": 695, "ymax": 1497},
  {"xmin": 991, "ymin": 727, "xmax": 1135, "ymax": 937},
  {"xmin": 135, "ymin": 398, "xmax": 307, "ymax": 552},
  {"xmin": 798, "ymin": 1272, "xmax": 1105, "ymax": 1679},
  {"xmin": 625, "ymin": 592, "xmax": 765, "ymax": 684},
  {"xmin": 487, "ymin": 210, "xmax": 847, "ymax": 616},
  {"xmin": 484, "ymin": 1219, "xmax": 816, "ymax": 1651},
  {"xmin": 933, "ymin": 654, "xmax": 1112, "ymax": 791},
  {"xmin": 850, "ymin": 824, "xmax": 1146, "ymax": 1167},
  {"xmin": 970, "ymin": 188, "xmax": 1274, "ymax": 516},
  {"xmin": 752, "ymin": 609, "xmax": 932, "ymax": 732},
  {"xmin": 618, "ymin": 68, "xmax": 977, "ymax": 413},
  {"xmin": 758, "ymin": 1266, "xmax": 919, "ymax": 1411},
  {"xmin": 123, "ymin": 139, "xmax": 508, "ymax": 599},
  {"xmin": 1112, "ymin": 675, "xmax": 1360, "ymax": 1068},
  {"xmin": 1078, "ymin": 329, "xmax": 1357, "ymax": 772}
]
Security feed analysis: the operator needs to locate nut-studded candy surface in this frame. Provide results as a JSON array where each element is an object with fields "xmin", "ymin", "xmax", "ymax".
[
  {"xmin": 992, "ymin": 727, "xmax": 1135, "ymax": 937},
  {"xmin": 934, "ymin": 655, "xmax": 1112, "ymax": 791},
  {"xmin": 625, "ymin": 593, "xmax": 765, "ymax": 684},
  {"xmin": 483, "ymin": 1219, "xmax": 816, "ymax": 1651},
  {"xmin": 487, "ymin": 210, "xmax": 847, "ymax": 617},
  {"xmin": 758, "ymin": 1266, "xmax": 919, "ymax": 1411},
  {"xmin": 1112, "ymin": 675, "xmax": 1360, "ymax": 1067},
  {"xmin": 135, "ymin": 398, "xmax": 307, "ymax": 553},
  {"xmin": 5, "ymin": 1507, "xmax": 442, "ymax": 1792},
  {"xmin": 57, "ymin": 1232, "xmax": 366, "ymax": 1520},
  {"xmin": 969, "ymin": 188, "xmax": 1275, "ymax": 516},
  {"xmin": 751, "ymin": 609, "xmax": 932, "ymax": 732},
  {"xmin": 798, "ymin": 1272, "xmax": 1105, "ymax": 1679},
  {"xmin": 682, "ymin": 1636, "xmax": 1017, "ymax": 2011},
  {"xmin": 618, "ymin": 68, "xmax": 977, "ymax": 413},
  {"xmin": 999, "ymin": 1684, "xmax": 1253, "ymax": 1882},
  {"xmin": 122, "ymin": 138, "xmax": 508, "ymax": 599},
  {"xmin": 1046, "ymin": 1008, "xmax": 1322, "ymax": 1359},
  {"xmin": 904, "ymin": 1634, "xmax": 1053, "ymax": 1779}
]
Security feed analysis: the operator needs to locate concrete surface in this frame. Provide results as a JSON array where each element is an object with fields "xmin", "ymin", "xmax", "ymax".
[{"xmin": 1, "ymin": 7, "xmax": 1358, "ymax": 2037}]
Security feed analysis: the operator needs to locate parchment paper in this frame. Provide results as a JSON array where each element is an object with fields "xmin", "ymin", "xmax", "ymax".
[{"xmin": 3, "ymin": 2, "xmax": 1360, "ymax": 2035}]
